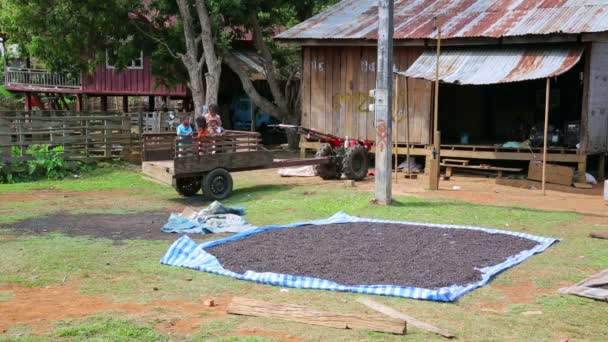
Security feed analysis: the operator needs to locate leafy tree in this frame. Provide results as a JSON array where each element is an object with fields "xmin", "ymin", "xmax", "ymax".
[{"xmin": 0, "ymin": 0, "xmax": 338, "ymax": 142}]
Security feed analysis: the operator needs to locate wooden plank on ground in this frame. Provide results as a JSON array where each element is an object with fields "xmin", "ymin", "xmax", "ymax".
[
  {"xmin": 356, "ymin": 297, "xmax": 454, "ymax": 339},
  {"xmin": 528, "ymin": 160, "xmax": 574, "ymax": 186},
  {"xmin": 590, "ymin": 232, "xmax": 608, "ymax": 240},
  {"xmin": 227, "ymin": 296, "xmax": 406, "ymax": 335}
]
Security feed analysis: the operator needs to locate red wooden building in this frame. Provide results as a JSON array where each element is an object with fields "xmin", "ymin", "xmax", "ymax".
[{"xmin": 2, "ymin": 48, "xmax": 188, "ymax": 112}]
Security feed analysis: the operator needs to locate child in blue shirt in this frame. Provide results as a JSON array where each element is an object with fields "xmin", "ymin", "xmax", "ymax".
[
  {"xmin": 177, "ymin": 116, "xmax": 193, "ymax": 137},
  {"xmin": 176, "ymin": 116, "xmax": 193, "ymax": 156}
]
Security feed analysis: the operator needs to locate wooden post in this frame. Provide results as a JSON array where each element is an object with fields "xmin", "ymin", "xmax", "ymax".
[
  {"xmin": 122, "ymin": 96, "xmax": 129, "ymax": 113},
  {"xmin": 429, "ymin": 17, "xmax": 442, "ymax": 190},
  {"xmin": 405, "ymin": 77, "xmax": 412, "ymax": 177},
  {"xmin": 542, "ymin": 78, "xmax": 550, "ymax": 196},
  {"xmin": 104, "ymin": 119, "xmax": 111, "ymax": 158},
  {"xmin": 138, "ymin": 112, "xmax": 144, "ymax": 136},
  {"xmin": 76, "ymin": 94, "xmax": 83, "ymax": 112},
  {"xmin": 374, "ymin": 0, "xmax": 394, "ymax": 205},
  {"xmin": 85, "ymin": 118, "xmax": 90, "ymax": 158},
  {"xmin": 148, "ymin": 96, "xmax": 156, "ymax": 112},
  {"xmin": 24, "ymin": 93, "xmax": 32, "ymax": 111},
  {"xmin": 393, "ymin": 75, "xmax": 399, "ymax": 183},
  {"xmin": 599, "ymin": 153, "xmax": 606, "ymax": 182},
  {"xmin": 100, "ymin": 95, "xmax": 108, "ymax": 112}
]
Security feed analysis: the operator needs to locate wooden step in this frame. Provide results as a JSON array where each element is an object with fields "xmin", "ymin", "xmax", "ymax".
[{"xmin": 442, "ymin": 158, "xmax": 469, "ymax": 166}]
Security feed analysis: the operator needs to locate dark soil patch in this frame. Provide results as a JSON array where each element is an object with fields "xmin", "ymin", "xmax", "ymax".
[
  {"xmin": 7, "ymin": 211, "xmax": 180, "ymax": 241},
  {"xmin": 207, "ymin": 222, "xmax": 539, "ymax": 289}
]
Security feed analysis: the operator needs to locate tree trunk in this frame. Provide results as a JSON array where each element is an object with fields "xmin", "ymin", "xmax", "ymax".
[
  {"xmin": 176, "ymin": 0, "xmax": 206, "ymax": 116},
  {"xmin": 205, "ymin": 62, "xmax": 221, "ymax": 106},
  {"xmin": 195, "ymin": 0, "xmax": 222, "ymax": 108},
  {"xmin": 190, "ymin": 75, "xmax": 205, "ymax": 116}
]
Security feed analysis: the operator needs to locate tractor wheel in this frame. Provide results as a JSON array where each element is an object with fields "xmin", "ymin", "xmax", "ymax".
[
  {"xmin": 175, "ymin": 177, "xmax": 202, "ymax": 197},
  {"xmin": 314, "ymin": 143, "xmax": 341, "ymax": 180},
  {"xmin": 203, "ymin": 168, "xmax": 233, "ymax": 200},
  {"xmin": 342, "ymin": 145, "xmax": 369, "ymax": 181}
]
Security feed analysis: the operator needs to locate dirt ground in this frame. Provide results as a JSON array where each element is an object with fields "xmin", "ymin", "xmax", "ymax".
[
  {"xmin": 272, "ymin": 170, "xmax": 607, "ymax": 217},
  {"xmin": 7, "ymin": 211, "xmax": 178, "ymax": 241},
  {"xmin": 0, "ymin": 282, "xmax": 228, "ymax": 335}
]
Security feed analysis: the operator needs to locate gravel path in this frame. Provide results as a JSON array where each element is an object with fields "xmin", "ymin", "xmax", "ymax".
[{"xmin": 207, "ymin": 222, "xmax": 539, "ymax": 289}]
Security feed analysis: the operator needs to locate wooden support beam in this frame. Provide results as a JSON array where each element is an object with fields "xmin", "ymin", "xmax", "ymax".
[
  {"xmin": 76, "ymin": 94, "xmax": 83, "ymax": 112},
  {"xmin": 542, "ymin": 78, "xmax": 550, "ymax": 196},
  {"xmin": 148, "ymin": 96, "xmax": 156, "ymax": 112},
  {"xmin": 227, "ymin": 296, "xmax": 406, "ymax": 335},
  {"xmin": 122, "ymin": 96, "xmax": 129, "ymax": 113},
  {"xmin": 429, "ymin": 17, "xmax": 442, "ymax": 191},
  {"xmin": 429, "ymin": 131, "xmax": 441, "ymax": 190},
  {"xmin": 100, "ymin": 95, "xmax": 108, "ymax": 112},
  {"xmin": 598, "ymin": 153, "xmax": 606, "ymax": 182},
  {"xmin": 356, "ymin": 297, "xmax": 454, "ymax": 339},
  {"xmin": 24, "ymin": 93, "xmax": 32, "ymax": 111}
]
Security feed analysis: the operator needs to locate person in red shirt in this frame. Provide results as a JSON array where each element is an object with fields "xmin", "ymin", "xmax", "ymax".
[{"xmin": 195, "ymin": 116, "xmax": 208, "ymax": 155}]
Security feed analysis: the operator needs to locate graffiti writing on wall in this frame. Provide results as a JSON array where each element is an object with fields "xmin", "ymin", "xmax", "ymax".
[
  {"xmin": 332, "ymin": 90, "xmax": 409, "ymax": 122},
  {"xmin": 332, "ymin": 92, "xmax": 374, "ymax": 113}
]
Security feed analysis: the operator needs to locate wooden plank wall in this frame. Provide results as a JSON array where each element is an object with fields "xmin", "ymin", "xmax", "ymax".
[
  {"xmin": 302, "ymin": 46, "xmax": 432, "ymax": 144},
  {"xmin": 587, "ymin": 42, "xmax": 608, "ymax": 154}
]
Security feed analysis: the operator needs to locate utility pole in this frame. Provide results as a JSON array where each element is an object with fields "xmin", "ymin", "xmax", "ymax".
[{"xmin": 374, "ymin": 0, "xmax": 394, "ymax": 205}]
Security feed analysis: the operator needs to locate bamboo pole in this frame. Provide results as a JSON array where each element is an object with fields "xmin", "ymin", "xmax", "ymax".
[
  {"xmin": 405, "ymin": 77, "xmax": 411, "ymax": 176},
  {"xmin": 429, "ymin": 17, "xmax": 442, "ymax": 191},
  {"xmin": 394, "ymin": 75, "xmax": 399, "ymax": 183},
  {"xmin": 542, "ymin": 78, "xmax": 550, "ymax": 196}
]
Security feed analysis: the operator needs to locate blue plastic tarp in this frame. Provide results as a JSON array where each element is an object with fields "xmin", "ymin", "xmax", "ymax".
[
  {"xmin": 161, "ymin": 201, "xmax": 256, "ymax": 234},
  {"xmin": 160, "ymin": 212, "xmax": 559, "ymax": 302}
]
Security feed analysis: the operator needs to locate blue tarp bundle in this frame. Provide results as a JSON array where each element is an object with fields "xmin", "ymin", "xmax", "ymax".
[
  {"xmin": 161, "ymin": 201, "xmax": 257, "ymax": 234},
  {"xmin": 160, "ymin": 212, "xmax": 559, "ymax": 302}
]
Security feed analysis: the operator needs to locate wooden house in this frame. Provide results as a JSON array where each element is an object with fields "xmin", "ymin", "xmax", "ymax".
[{"xmin": 276, "ymin": 0, "xmax": 608, "ymax": 180}]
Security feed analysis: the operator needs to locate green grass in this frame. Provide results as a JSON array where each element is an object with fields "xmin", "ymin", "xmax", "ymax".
[
  {"xmin": 0, "ymin": 163, "xmax": 167, "ymax": 194},
  {"xmin": 53, "ymin": 316, "xmax": 166, "ymax": 342},
  {"xmin": 1, "ymin": 167, "xmax": 607, "ymax": 341}
]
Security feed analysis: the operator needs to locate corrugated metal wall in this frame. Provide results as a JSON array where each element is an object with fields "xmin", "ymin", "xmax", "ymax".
[
  {"xmin": 302, "ymin": 46, "xmax": 431, "ymax": 144},
  {"xmin": 587, "ymin": 42, "xmax": 608, "ymax": 154}
]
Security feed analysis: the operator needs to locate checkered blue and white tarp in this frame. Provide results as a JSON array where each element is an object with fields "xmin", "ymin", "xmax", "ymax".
[{"xmin": 160, "ymin": 212, "xmax": 559, "ymax": 302}]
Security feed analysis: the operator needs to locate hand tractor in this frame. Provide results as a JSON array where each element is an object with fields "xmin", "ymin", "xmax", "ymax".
[{"xmin": 271, "ymin": 125, "xmax": 372, "ymax": 181}]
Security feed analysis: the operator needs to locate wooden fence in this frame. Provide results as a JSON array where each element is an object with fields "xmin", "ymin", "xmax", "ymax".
[
  {"xmin": 0, "ymin": 111, "xmax": 135, "ymax": 163},
  {"xmin": 0, "ymin": 110, "xmax": 196, "ymax": 163}
]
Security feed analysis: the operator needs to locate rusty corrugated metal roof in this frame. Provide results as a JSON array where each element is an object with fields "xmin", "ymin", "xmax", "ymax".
[
  {"xmin": 397, "ymin": 45, "xmax": 583, "ymax": 84},
  {"xmin": 276, "ymin": 0, "xmax": 608, "ymax": 41}
]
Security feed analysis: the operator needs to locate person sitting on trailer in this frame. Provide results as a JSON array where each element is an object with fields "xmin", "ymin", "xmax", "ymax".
[
  {"xmin": 176, "ymin": 116, "xmax": 193, "ymax": 156},
  {"xmin": 195, "ymin": 115, "xmax": 208, "ymax": 155},
  {"xmin": 205, "ymin": 104, "xmax": 224, "ymax": 136}
]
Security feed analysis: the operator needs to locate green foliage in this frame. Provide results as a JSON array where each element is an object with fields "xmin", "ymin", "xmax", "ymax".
[
  {"xmin": 0, "ymin": 144, "xmax": 74, "ymax": 183},
  {"xmin": 0, "ymin": 0, "xmax": 143, "ymax": 74}
]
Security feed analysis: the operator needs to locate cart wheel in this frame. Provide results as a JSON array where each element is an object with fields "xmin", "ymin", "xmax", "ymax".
[
  {"xmin": 203, "ymin": 168, "xmax": 233, "ymax": 200},
  {"xmin": 342, "ymin": 145, "xmax": 369, "ymax": 181},
  {"xmin": 314, "ymin": 143, "xmax": 341, "ymax": 180},
  {"xmin": 175, "ymin": 177, "xmax": 202, "ymax": 197}
]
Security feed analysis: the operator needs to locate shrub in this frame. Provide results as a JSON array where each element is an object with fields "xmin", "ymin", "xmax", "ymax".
[{"xmin": 0, "ymin": 144, "xmax": 73, "ymax": 183}]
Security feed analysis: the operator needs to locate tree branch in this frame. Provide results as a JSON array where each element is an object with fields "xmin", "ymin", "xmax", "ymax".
[
  {"xmin": 131, "ymin": 22, "xmax": 180, "ymax": 59},
  {"xmin": 249, "ymin": 13, "xmax": 288, "ymax": 111},
  {"xmin": 177, "ymin": 0, "xmax": 201, "ymax": 62},
  {"xmin": 224, "ymin": 51, "xmax": 286, "ymax": 120}
]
